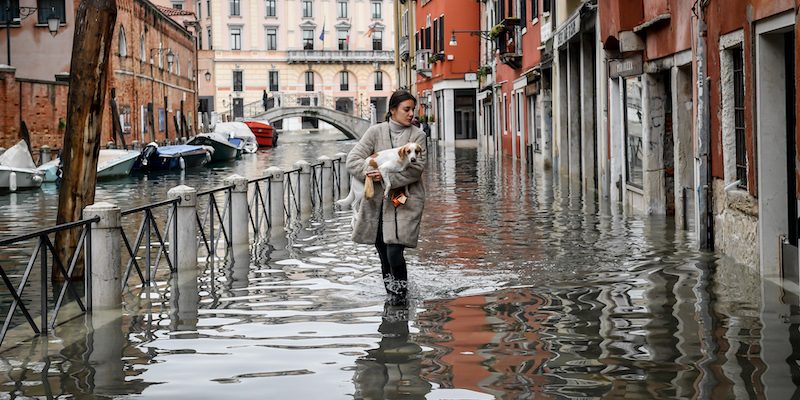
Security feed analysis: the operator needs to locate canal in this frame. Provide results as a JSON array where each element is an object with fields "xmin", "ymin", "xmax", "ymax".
[{"xmin": 0, "ymin": 131, "xmax": 794, "ymax": 398}]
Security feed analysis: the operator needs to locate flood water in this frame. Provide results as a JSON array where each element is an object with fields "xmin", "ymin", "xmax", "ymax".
[{"xmin": 0, "ymin": 131, "xmax": 796, "ymax": 399}]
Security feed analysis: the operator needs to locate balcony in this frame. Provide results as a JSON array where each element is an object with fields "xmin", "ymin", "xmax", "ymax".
[
  {"xmin": 495, "ymin": 28, "xmax": 522, "ymax": 69},
  {"xmin": 399, "ymin": 37, "xmax": 409, "ymax": 61},
  {"xmin": 415, "ymin": 50, "xmax": 432, "ymax": 78},
  {"xmin": 287, "ymin": 50, "xmax": 395, "ymax": 64}
]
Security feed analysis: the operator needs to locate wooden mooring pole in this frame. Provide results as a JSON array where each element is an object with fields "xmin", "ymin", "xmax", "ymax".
[{"xmin": 54, "ymin": 0, "xmax": 117, "ymax": 281}]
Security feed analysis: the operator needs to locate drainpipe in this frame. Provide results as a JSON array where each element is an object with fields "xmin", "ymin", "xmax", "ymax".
[{"xmin": 696, "ymin": 0, "xmax": 712, "ymax": 249}]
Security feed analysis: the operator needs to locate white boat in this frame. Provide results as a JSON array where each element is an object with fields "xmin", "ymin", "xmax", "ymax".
[
  {"xmin": 96, "ymin": 149, "xmax": 141, "ymax": 179},
  {"xmin": 213, "ymin": 122, "xmax": 258, "ymax": 154},
  {"xmin": 0, "ymin": 140, "xmax": 44, "ymax": 192},
  {"xmin": 37, "ymin": 149, "xmax": 142, "ymax": 182}
]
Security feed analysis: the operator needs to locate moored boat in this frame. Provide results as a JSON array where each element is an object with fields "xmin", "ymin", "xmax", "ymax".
[
  {"xmin": 187, "ymin": 132, "xmax": 241, "ymax": 162},
  {"xmin": 0, "ymin": 140, "xmax": 44, "ymax": 192},
  {"xmin": 243, "ymin": 120, "xmax": 277, "ymax": 147},
  {"xmin": 215, "ymin": 122, "xmax": 259, "ymax": 153},
  {"xmin": 132, "ymin": 143, "xmax": 213, "ymax": 171}
]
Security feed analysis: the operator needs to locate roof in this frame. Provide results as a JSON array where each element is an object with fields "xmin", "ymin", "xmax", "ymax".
[{"xmin": 155, "ymin": 5, "xmax": 196, "ymax": 17}]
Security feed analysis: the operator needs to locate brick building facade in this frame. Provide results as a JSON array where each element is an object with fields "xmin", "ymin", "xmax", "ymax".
[{"xmin": 0, "ymin": 0, "xmax": 197, "ymax": 152}]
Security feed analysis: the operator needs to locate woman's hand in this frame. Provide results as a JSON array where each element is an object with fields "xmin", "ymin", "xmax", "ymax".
[{"xmin": 366, "ymin": 170, "xmax": 382, "ymax": 181}]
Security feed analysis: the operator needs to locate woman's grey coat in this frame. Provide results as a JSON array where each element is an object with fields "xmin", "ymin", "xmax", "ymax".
[{"xmin": 346, "ymin": 122, "xmax": 427, "ymax": 247}]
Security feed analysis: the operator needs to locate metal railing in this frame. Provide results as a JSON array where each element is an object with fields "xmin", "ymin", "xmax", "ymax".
[
  {"xmin": 0, "ymin": 217, "xmax": 98, "ymax": 347},
  {"xmin": 196, "ymin": 185, "xmax": 233, "ymax": 259},
  {"xmin": 120, "ymin": 198, "xmax": 179, "ymax": 289},
  {"xmin": 248, "ymin": 175, "xmax": 274, "ymax": 235}
]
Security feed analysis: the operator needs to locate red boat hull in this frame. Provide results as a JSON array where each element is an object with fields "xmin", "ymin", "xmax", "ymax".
[{"xmin": 243, "ymin": 121, "xmax": 277, "ymax": 147}]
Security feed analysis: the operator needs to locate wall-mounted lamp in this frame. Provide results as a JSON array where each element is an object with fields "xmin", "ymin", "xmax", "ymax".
[
  {"xmin": 449, "ymin": 29, "xmax": 493, "ymax": 46},
  {"xmin": 150, "ymin": 48, "xmax": 175, "ymax": 69},
  {"xmin": 197, "ymin": 69, "xmax": 211, "ymax": 81}
]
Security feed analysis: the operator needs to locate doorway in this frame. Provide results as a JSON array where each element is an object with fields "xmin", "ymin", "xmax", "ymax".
[
  {"xmin": 455, "ymin": 89, "xmax": 476, "ymax": 140},
  {"xmin": 233, "ymin": 98, "xmax": 244, "ymax": 119}
]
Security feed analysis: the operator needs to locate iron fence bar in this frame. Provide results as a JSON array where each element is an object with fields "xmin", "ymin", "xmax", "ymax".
[
  {"xmin": 39, "ymin": 240, "xmax": 47, "ymax": 335},
  {"xmin": 145, "ymin": 211, "xmax": 151, "ymax": 283},
  {"xmin": 144, "ymin": 208, "xmax": 175, "ymax": 280},
  {"xmin": 226, "ymin": 190, "xmax": 233, "ymax": 247},
  {"xmin": 0, "ymin": 238, "xmax": 44, "ymax": 345},
  {"xmin": 122, "ymin": 216, "xmax": 150, "ymax": 287},
  {"xmin": 45, "ymin": 232, "xmax": 87, "ymax": 329},
  {"xmin": 196, "ymin": 211, "xmax": 211, "ymax": 254},
  {"xmin": 332, "ymin": 158, "xmax": 341, "ymax": 199},
  {"xmin": 121, "ymin": 198, "xmax": 180, "ymax": 217},
  {"xmin": 0, "ymin": 217, "xmax": 100, "ymax": 246},
  {"xmin": 121, "ymin": 226, "xmax": 146, "ymax": 288},
  {"xmin": 311, "ymin": 164, "xmax": 321, "ymax": 207}
]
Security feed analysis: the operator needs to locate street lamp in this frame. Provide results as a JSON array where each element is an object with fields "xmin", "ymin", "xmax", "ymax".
[
  {"xmin": 150, "ymin": 48, "xmax": 175, "ymax": 70},
  {"xmin": 197, "ymin": 69, "xmax": 211, "ymax": 82},
  {"xmin": 3, "ymin": 4, "xmax": 61, "ymax": 65},
  {"xmin": 449, "ymin": 29, "xmax": 493, "ymax": 46}
]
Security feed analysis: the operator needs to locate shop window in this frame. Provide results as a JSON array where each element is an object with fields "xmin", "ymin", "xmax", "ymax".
[{"xmin": 624, "ymin": 76, "xmax": 644, "ymax": 188}]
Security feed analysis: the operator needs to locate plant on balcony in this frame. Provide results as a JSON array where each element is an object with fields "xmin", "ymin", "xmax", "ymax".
[
  {"xmin": 490, "ymin": 24, "xmax": 505, "ymax": 38},
  {"xmin": 503, "ymin": 16, "xmax": 521, "ymax": 26},
  {"xmin": 428, "ymin": 53, "xmax": 443, "ymax": 63},
  {"xmin": 476, "ymin": 65, "xmax": 492, "ymax": 78}
]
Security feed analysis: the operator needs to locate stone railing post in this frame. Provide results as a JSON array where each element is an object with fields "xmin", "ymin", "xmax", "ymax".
[
  {"xmin": 264, "ymin": 167, "xmax": 285, "ymax": 227},
  {"xmin": 82, "ymin": 202, "xmax": 121, "ymax": 310},
  {"xmin": 335, "ymin": 152, "xmax": 349, "ymax": 194},
  {"xmin": 40, "ymin": 145, "xmax": 52, "ymax": 164},
  {"xmin": 167, "ymin": 185, "xmax": 197, "ymax": 273},
  {"xmin": 292, "ymin": 160, "xmax": 312, "ymax": 215},
  {"xmin": 224, "ymin": 174, "xmax": 250, "ymax": 246},
  {"xmin": 318, "ymin": 155, "xmax": 333, "ymax": 205}
]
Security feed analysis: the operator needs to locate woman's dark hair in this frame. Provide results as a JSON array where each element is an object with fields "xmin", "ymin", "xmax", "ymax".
[{"xmin": 384, "ymin": 90, "xmax": 417, "ymax": 122}]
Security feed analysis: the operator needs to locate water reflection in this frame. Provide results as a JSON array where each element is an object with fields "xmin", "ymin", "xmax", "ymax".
[
  {"xmin": 0, "ymin": 140, "xmax": 797, "ymax": 398},
  {"xmin": 354, "ymin": 302, "xmax": 430, "ymax": 399}
]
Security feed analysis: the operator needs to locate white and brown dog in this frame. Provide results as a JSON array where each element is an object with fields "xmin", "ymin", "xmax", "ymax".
[{"xmin": 337, "ymin": 142, "xmax": 423, "ymax": 212}]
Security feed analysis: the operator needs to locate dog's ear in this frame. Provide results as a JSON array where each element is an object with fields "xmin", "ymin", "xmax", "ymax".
[{"xmin": 397, "ymin": 145, "xmax": 406, "ymax": 160}]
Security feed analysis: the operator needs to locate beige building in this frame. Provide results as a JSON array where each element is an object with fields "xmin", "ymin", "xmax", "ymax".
[{"xmin": 183, "ymin": 0, "xmax": 395, "ymax": 125}]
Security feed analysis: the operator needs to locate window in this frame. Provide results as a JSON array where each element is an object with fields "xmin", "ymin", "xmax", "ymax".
[
  {"xmin": 265, "ymin": 0, "xmax": 276, "ymax": 17},
  {"xmin": 207, "ymin": 0, "xmax": 211, "ymax": 18},
  {"xmin": 233, "ymin": 70, "xmax": 243, "ymax": 92},
  {"xmin": 207, "ymin": 26, "xmax": 213, "ymax": 50},
  {"xmin": 733, "ymin": 47, "xmax": 747, "ymax": 188},
  {"xmin": 196, "ymin": 1, "xmax": 202, "ymax": 19},
  {"xmin": 230, "ymin": 0, "xmax": 241, "ymax": 16},
  {"xmin": 171, "ymin": 1, "xmax": 183, "ymax": 9},
  {"xmin": 266, "ymin": 28, "xmax": 277, "ymax": 50},
  {"xmin": 172, "ymin": 54, "xmax": 179, "ymax": 74},
  {"xmin": 439, "ymin": 16, "xmax": 444, "ymax": 53},
  {"xmin": 624, "ymin": 76, "xmax": 644, "ymax": 187},
  {"xmin": 199, "ymin": 31, "xmax": 203, "ymax": 50},
  {"xmin": 269, "ymin": 70, "xmax": 279, "ymax": 91},
  {"xmin": 340, "ymin": 71, "xmax": 349, "ymax": 91},
  {"xmin": 230, "ymin": 27, "xmax": 242, "ymax": 50},
  {"xmin": 374, "ymin": 71, "xmax": 383, "ymax": 91},
  {"xmin": 338, "ymin": 30, "xmax": 348, "ymax": 50},
  {"xmin": 1, "ymin": 0, "xmax": 20, "ymax": 26},
  {"xmin": 302, "ymin": 0, "xmax": 313, "ymax": 18},
  {"xmin": 337, "ymin": 0, "xmax": 347, "ymax": 19},
  {"xmin": 139, "ymin": 34, "xmax": 145, "ymax": 60},
  {"xmin": 118, "ymin": 26, "xmax": 127, "ymax": 57},
  {"xmin": 305, "ymin": 71, "xmax": 314, "ymax": 92},
  {"xmin": 302, "ymin": 29, "xmax": 314, "ymax": 50},
  {"xmin": 37, "ymin": 0, "xmax": 65, "ymax": 25},
  {"xmin": 371, "ymin": 1, "xmax": 381, "ymax": 19},
  {"xmin": 530, "ymin": 0, "xmax": 538, "ymax": 19},
  {"xmin": 372, "ymin": 30, "xmax": 382, "ymax": 50}
]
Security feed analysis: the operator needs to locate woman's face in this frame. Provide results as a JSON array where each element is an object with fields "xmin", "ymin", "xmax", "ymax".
[{"xmin": 391, "ymin": 99, "xmax": 416, "ymax": 126}]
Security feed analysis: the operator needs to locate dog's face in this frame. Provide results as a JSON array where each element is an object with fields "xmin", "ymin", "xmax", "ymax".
[{"xmin": 398, "ymin": 143, "xmax": 422, "ymax": 163}]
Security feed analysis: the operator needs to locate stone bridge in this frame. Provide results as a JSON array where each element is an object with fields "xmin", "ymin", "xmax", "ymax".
[{"xmin": 250, "ymin": 107, "xmax": 371, "ymax": 141}]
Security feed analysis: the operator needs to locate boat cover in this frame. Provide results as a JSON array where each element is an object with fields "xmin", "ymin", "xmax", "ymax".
[
  {"xmin": 0, "ymin": 140, "xmax": 37, "ymax": 169},
  {"xmin": 157, "ymin": 145, "xmax": 206, "ymax": 156}
]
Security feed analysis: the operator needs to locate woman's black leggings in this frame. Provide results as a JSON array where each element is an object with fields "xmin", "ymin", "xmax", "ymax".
[{"xmin": 375, "ymin": 218, "xmax": 407, "ymax": 293}]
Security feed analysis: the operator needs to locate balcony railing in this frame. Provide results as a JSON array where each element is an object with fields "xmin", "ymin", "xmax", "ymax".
[
  {"xmin": 399, "ymin": 37, "xmax": 409, "ymax": 61},
  {"xmin": 287, "ymin": 50, "xmax": 395, "ymax": 64}
]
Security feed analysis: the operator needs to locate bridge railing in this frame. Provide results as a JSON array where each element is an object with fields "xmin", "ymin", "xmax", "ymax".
[{"xmin": 219, "ymin": 91, "xmax": 346, "ymax": 121}]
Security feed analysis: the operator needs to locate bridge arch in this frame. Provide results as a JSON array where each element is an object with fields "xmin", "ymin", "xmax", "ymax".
[{"xmin": 251, "ymin": 107, "xmax": 371, "ymax": 140}]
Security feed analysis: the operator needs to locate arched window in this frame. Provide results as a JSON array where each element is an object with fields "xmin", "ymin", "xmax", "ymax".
[
  {"xmin": 119, "ymin": 26, "xmax": 127, "ymax": 56},
  {"xmin": 140, "ymin": 34, "xmax": 145, "ymax": 61},
  {"xmin": 174, "ymin": 54, "xmax": 180, "ymax": 75}
]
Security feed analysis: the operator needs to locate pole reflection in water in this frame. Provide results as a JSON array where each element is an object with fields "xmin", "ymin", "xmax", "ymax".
[{"xmin": 354, "ymin": 302, "xmax": 431, "ymax": 399}]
